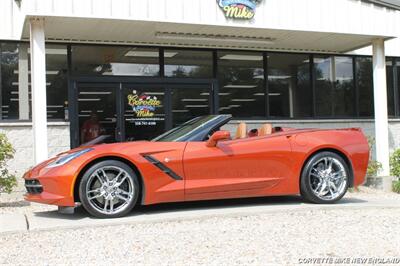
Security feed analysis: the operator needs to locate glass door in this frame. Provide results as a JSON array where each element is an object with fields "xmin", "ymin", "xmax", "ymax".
[
  {"xmin": 76, "ymin": 83, "xmax": 120, "ymax": 146},
  {"xmin": 122, "ymin": 85, "xmax": 166, "ymax": 141}
]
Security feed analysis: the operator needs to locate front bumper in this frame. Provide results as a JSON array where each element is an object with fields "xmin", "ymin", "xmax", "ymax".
[{"xmin": 23, "ymin": 166, "xmax": 76, "ymax": 207}]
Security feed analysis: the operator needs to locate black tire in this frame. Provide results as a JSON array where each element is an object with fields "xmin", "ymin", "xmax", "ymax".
[
  {"xmin": 79, "ymin": 160, "xmax": 139, "ymax": 218},
  {"xmin": 300, "ymin": 151, "xmax": 350, "ymax": 204}
]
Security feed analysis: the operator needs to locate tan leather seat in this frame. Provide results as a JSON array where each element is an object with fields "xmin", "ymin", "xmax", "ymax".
[
  {"xmin": 258, "ymin": 123, "xmax": 273, "ymax": 136},
  {"xmin": 235, "ymin": 122, "xmax": 247, "ymax": 139}
]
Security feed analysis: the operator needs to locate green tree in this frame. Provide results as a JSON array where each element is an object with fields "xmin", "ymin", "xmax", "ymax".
[{"xmin": 0, "ymin": 133, "xmax": 17, "ymax": 193}]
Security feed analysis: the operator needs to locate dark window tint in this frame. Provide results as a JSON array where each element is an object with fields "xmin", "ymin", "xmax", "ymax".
[
  {"xmin": 315, "ymin": 56, "xmax": 355, "ymax": 117},
  {"xmin": 268, "ymin": 53, "xmax": 311, "ymax": 118},
  {"xmin": 0, "ymin": 43, "xmax": 19, "ymax": 120},
  {"xmin": 71, "ymin": 46, "xmax": 159, "ymax": 76},
  {"xmin": 38, "ymin": 44, "xmax": 68, "ymax": 120},
  {"xmin": 356, "ymin": 57, "xmax": 374, "ymax": 117},
  {"xmin": 164, "ymin": 50, "xmax": 213, "ymax": 78},
  {"xmin": 218, "ymin": 51, "xmax": 265, "ymax": 118},
  {"xmin": 387, "ymin": 58, "xmax": 395, "ymax": 117}
]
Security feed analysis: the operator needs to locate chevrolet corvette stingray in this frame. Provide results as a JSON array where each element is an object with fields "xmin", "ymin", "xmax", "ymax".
[{"xmin": 24, "ymin": 115, "xmax": 369, "ymax": 218}]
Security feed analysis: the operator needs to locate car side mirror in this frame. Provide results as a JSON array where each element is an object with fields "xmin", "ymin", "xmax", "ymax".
[{"xmin": 206, "ymin": 131, "xmax": 231, "ymax": 147}]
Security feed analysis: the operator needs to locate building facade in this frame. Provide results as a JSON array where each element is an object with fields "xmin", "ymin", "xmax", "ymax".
[{"xmin": 1, "ymin": 0, "xmax": 400, "ymax": 184}]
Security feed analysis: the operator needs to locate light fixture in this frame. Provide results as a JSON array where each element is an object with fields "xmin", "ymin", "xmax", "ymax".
[
  {"xmin": 12, "ymin": 82, "xmax": 51, "ymax": 86},
  {"xmin": 11, "ymin": 91, "xmax": 32, "ymax": 95},
  {"xmin": 79, "ymin": 91, "xmax": 112, "ymax": 95},
  {"xmin": 10, "ymin": 98, "xmax": 19, "ymax": 101},
  {"xmin": 229, "ymin": 105, "xmax": 241, "ymax": 108},
  {"xmin": 173, "ymin": 110, "xmax": 189, "ymax": 113},
  {"xmin": 2, "ymin": 106, "xmax": 9, "ymax": 108},
  {"xmin": 231, "ymin": 99, "xmax": 256, "ymax": 102},
  {"xmin": 47, "ymin": 110, "xmax": 58, "ymax": 113},
  {"xmin": 200, "ymin": 92, "xmax": 231, "ymax": 96},
  {"xmin": 125, "ymin": 50, "xmax": 177, "ymax": 58},
  {"xmin": 144, "ymin": 92, "xmax": 165, "ymax": 96},
  {"xmin": 269, "ymin": 93, "xmax": 281, "ymax": 96},
  {"xmin": 224, "ymin": 84, "xmax": 257, "ymax": 89},
  {"xmin": 78, "ymin": 98, "xmax": 101, "ymax": 102},
  {"xmin": 220, "ymin": 54, "xmax": 263, "ymax": 61},
  {"xmin": 47, "ymin": 105, "xmax": 63, "ymax": 108},
  {"xmin": 14, "ymin": 70, "xmax": 59, "ymax": 75},
  {"xmin": 268, "ymin": 75, "xmax": 291, "ymax": 80},
  {"xmin": 254, "ymin": 93, "xmax": 265, "ymax": 96},
  {"xmin": 185, "ymin": 105, "xmax": 208, "ymax": 108},
  {"xmin": 155, "ymin": 32, "xmax": 275, "ymax": 45},
  {"xmin": 181, "ymin": 99, "xmax": 208, "ymax": 102},
  {"xmin": 28, "ymin": 48, "xmax": 67, "ymax": 55}
]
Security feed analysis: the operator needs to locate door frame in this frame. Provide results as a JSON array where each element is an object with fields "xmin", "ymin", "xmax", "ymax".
[{"xmin": 69, "ymin": 76, "xmax": 219, "ymax": 148}]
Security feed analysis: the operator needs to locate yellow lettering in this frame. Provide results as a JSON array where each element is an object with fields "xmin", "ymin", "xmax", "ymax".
[{"xmin": 223, "ymin": 5, "xmax": 254, "ymax": 19}]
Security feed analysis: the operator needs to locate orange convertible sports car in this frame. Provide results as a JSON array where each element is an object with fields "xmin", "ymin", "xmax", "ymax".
[{"xmin": 24, "ymin": 115, "xmax": 369, "ymax": 218}]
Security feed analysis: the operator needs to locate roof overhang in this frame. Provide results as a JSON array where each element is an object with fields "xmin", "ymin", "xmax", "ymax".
[
  {"xmin": 364, "ymin": 0, "xmax": 400, "ymax": 9},
  {"xmin": 21, "ymin": 16, "xmax": 392, "ymax": 54}
]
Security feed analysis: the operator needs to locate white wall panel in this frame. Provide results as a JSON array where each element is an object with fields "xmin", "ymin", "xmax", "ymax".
[
  {"xmin": 2, "ymin": 0, "xmax": 400, "ymax": 44},
  {"xmin": 71, "ymin": 0, "xmax": 92, "ymax": 16},
  {"xmin": 129, "ymin": 0, "xmax": 150, "ymax": 20},
  {"xmin": 16, "ymin": 0, "xmax": 400, "ymax": 37}
]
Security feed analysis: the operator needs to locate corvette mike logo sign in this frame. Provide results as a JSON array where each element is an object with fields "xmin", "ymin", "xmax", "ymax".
[
  {"xmin": 217, "ymin": 0, "xmax": 263, "ymax": 19},
  {"xmin": 127, "ymin": 90, "xmax": 161, "ymax": 118}
]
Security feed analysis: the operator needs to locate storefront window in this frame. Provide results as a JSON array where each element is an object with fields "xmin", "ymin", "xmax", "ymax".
[
  {"xmin": 218, "ymin": 51, "xmax": 265, "ymax": 118},
  {"xmin": 268, "ymin": 53, "xmax": 311, "ymax": 118},
  {"xmin": 0, "ymin": 43, "xmax": 68, "ymax": 121},
  {"xmin": 37, "ymin": 44, "xmax": 68, "ymax": 120},
  {"xmin": 315, "ymin": 56, "xmax": 355, "ymax": 117},
  {"xmin": 387, "ymin": 58, "xmax": 395, "ymax": 117},
  {"xmin": 356, "ymin": 57, "xmax": 374, "ymax": 117},
  {"xmin": 71, "ymin": 45, "xmax": 159, "ymax": 76},
  {"xmin": 0, "ymin": 43, "xmax": 19, "ymax": 120},
  {"xmin": 164, "ymin": 50, "xmax": 213, "ymax": 78}
]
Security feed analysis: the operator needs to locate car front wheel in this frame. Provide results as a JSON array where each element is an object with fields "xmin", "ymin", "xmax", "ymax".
[
  {"xmin": 79, "ymin": 160, "xmax": 139, "ymax": 218},
  {"xmin": 300, "ymin": 151, "xmax": 350, "ymax": 204}
]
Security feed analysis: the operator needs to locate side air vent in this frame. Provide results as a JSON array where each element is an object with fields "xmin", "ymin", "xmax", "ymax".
[{"xmin": 143, "ymin": 155, "xmax": 183, "ymax": 180}]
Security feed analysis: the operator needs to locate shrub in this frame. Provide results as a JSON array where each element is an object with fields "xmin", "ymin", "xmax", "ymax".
[
  {"xmin": 393, "ymin": 180, "xmax": 400, "ymax": 194},
  {"xmin": 0, "ymin": 133, "xmax": 17, "ymax": 194},
  {"xmin": 366, "ymin": 137, "xmax": 382, "ymax": 177},
  {"xmin": 390, "ymin": 149, "xmax": 400, "ymax": 178}
]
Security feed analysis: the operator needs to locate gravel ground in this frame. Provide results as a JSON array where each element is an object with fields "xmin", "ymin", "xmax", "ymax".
[
  {"xmin": 0, "ymin": 187, "xmax": 400, "ymax": 265},
  {"xmin": 1, "ymin": 208, "xmax": 399, "ymax": 265}
]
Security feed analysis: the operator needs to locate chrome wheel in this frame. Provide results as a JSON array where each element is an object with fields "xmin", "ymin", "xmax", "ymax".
[
  {"xmin": 309, "ymin": 157, "xmax": 348, "ymax": 201},
  {"xmin": 86, "ymin": 166, "xmax": 134, "ymax": 215}
]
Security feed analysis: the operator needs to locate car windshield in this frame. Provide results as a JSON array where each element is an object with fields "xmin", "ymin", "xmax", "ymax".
[{"xmin": 152, "ymin": 115, "xmax": 220, "ymax": 142}]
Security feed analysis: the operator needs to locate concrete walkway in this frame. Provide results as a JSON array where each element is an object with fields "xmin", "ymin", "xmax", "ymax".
[{"xmin": 1, "ymin": 195, "xmax": 400, "ymax": 234}]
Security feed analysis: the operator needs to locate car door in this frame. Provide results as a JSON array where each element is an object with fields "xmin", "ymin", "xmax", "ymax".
[{"xmin": 183, "ymin": 135, "xmax": 294, "ymax": 201}]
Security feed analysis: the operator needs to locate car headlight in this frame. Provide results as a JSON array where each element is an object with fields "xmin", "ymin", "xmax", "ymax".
[{"xmin": 46, "ymin": 148, "xmax": 93, "ymax": 168}]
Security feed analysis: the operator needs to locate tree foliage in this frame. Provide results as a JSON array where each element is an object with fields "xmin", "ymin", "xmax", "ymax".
[{"xmin": 0, "ymin": 133, "xmax": 17, "ymax": 194}]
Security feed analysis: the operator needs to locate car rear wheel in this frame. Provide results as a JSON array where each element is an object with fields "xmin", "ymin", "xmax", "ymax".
[
  {"xmin": 79, "ymin": 160, "xmax": 139, "ymax": 218},
  {"xmin": 300, "ymin": 151, "xmax": 349, "ymax": 204}
]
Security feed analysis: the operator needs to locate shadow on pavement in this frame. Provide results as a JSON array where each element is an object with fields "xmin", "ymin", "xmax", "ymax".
[{"xmin": 31, "ymin": 194, "xmax": 368, "ymax": 220}]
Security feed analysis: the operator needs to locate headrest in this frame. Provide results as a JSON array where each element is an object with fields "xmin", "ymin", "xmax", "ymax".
[
  {"xmin": 235, "ymin": 122, "xmax": 247, "ymax": 139},
  {"xmin": 258, "ymin": 123, "xmax": 273, "ymax": 136}
]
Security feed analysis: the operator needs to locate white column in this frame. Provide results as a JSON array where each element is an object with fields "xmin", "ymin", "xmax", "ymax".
[
  {"xmin": 372, "ymin": 38, "xmax": 390, "ymax": 177},
  {"xmin": 18, "ymin": 43, "xmax": 29, "ymax": 120},
  {"xmin": 30, "ymin": 18, "xmax": 48, "ymax": 163}
]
